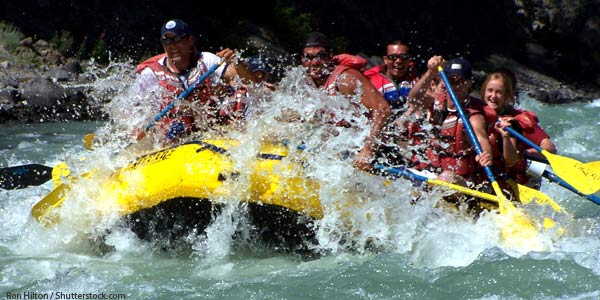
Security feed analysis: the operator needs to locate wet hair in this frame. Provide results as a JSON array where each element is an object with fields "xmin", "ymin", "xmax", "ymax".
[
  {"xmin": 494, "ymin": 67, "xmax": 519, "ymax": 104},
  {"xmin": 303, "ymin": 32, "xmax": 330, "ymax": 49},
  {"xmin": 495, "ymin": 67, "xmax": 517, "ymax": 89},
  {"xmin": 481, "ymin": 72, "xmax": 516, "ymax": 106}
]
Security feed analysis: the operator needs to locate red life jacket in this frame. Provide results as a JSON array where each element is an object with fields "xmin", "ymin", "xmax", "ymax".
[
  {"xmin": 487, "ymin": 106, "xmax": 534, "ymax": 170},
  {"xmin": 363, "ymin": 64, "xmax": 418, "ymax": 110},
  {"xmin": 321, "ymin": 54, "xmax": 368, "ymax": 127},
  {"xmin": 405, "ymin": 116, "xmax": 438, "ymax": 171},
  {"xmin": 323, "ymin": 54, "xmax": 368, "ymax": 94},
  {"xmin": 429, "ymin": 95, "xmax": 497, "ymax": 180},
  {"xmin": 136, "ymin": 53, "xmax": 221, "ymax": 139},
  {"xmin": 496, "ymin": 107, "xmax": 549, "ymax": 185}
]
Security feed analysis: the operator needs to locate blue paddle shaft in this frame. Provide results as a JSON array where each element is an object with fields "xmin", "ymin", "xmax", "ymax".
[
  {"xmin": 145, "ymin": 59, "xmax": 224, "ymax": 131},
  {"xmin": 504, "ymin": 126, "xmax": 543, "ymax": 152},
  {"xmin": 543, "ymin": 167, "xmax": 600, "ymax": 205},
  {"xmin": 438, "ymin": 68, "xmax": 498, "ymax": 183},
  {"xmin": 373, "ymin": 164, "xmax": 428, "ymax": 182}
]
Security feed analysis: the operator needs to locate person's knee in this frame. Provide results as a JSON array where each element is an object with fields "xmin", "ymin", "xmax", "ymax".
[{"xmin": 437, "ymin": 170, "xmax": 466, "ymax": 186}]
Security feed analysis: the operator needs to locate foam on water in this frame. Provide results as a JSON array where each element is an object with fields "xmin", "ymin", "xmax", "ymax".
[{"xmin": 3, "ymin": 58, "xmax": 600, "ymax": 299}]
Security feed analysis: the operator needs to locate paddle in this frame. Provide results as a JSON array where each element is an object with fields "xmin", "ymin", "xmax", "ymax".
[
  {"xmin": 505, "ymin": 126, "xmax": 600, "ymax": 195},
  {"xmin": 0, "ymin": 164, "xmax": 53, "ymax": 190},
  {"xmin": 525, "ymin": 153, "xmax": 600, "ymax": 175},
  {"xmin": 82, "ymin": 58, "xmax": 226, "ymax": 151},
  {"xmin": 438, "ymin": 65, "xmax": 545, "ymax": 248},
  {"xmin": 374, "ymin": 164, "xmax": 500, "ymax": 202},
  {"xmin": 494, "ymin": 167, "xmax": 564, "ymax": 212},
  {"xmin": 523, "ymin": 154, "xmax": 600, "ymax": 204},
  {"xmin": 144, "ymin": 58, "xmax": 225, "ymax": 131},
  {"xmin": 542, "ymin": 168, "xmax": 600, "ymax": 205},
  {"xmin": 587, "ymin": 161, "xmax": 600, "ymax": 171},
  {"xmin": 83, "ymin": 133, "xmax": 95, "ymax": 150}
]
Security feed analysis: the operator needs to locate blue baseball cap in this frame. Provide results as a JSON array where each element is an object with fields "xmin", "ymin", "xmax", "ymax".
[
  {"xmin": 443, "ymin": 58, "xmax": 472, "ymax": 79},
  {"xmin": 160, "ymin": 19, "xmax": 190, "ymax": 38},
  {"xmin": 248, "ymin": 56, "xmax": 272, "ymax": 74}
]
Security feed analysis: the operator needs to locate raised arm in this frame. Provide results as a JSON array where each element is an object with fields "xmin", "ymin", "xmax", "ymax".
[
  {"xmin": 217, "ymin": 48, "xmax": 258, "ymax": 85},
  {"xmin": 336, "ymin": 68, "xmax": 392, "ymax": 170},
  {"xmin": 407, "ymin": 55, "xmax": 443, "ymax": 112}
]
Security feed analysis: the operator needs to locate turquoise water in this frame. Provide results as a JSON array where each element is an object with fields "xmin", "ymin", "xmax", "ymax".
[{"xmin": 2, "ymin": 72, "xmax": 600, "ymax": 299}]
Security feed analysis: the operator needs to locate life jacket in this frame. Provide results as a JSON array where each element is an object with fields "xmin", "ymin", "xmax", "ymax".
[
  {"xmin": 497, "ymin": 107, "xmax": 549, "ymax": 186},
  {"xmin": 487, "ymin": 106, "xmax": 531, "ymax": 171},
  {"xmin": 405, "ymin": 115, "xmax": 438, "ymax": 171},
  {"xmin": 429, "ymin": 95, "xmax": 497, "ymax": 180},
  {"xmin": 323, "ymin": 54, "xmax": 368, "ymax": 95},
  {"xmin": 363, "ymin": 64, "xmax": 418, "ymax": 110},
  {"xmin": 321, "ymin": 54, "xmax": 368, "ymax": 127},
  {"xmin": 136, "ymin": 53, "xmax": 226, "ymax": 141}
]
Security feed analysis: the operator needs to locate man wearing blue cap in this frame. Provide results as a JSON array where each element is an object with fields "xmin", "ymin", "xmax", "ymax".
[
  {"xmin": 406, "ymin": 56, "xmax": 495, "ymax": 187},
  {"xmin": 133, "ymin": 19, "xmax": 257, "ymax": 143}
]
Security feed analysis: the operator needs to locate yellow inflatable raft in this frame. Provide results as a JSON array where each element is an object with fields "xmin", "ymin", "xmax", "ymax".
[
  {"xmin": 31, "ymin": 140, "xmax": 322, "ymax": 250},
  {"xmin": 30, "ymin": 139, "xmax": 565, "ymax": 252}
]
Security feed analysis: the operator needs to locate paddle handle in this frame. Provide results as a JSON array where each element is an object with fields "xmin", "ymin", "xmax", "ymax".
[
  {"xmin": 437, "ymin": 66, "xmax": 498, "ymax": 184},
  {"xmin": 374, "ymin": 164, "xmax": 499, "ymax": 202},
  {"xmin": 145, "ymin": 58, "xmax": 225, "ymax": 131},
  {"xmin": 504, "ymin": 126, "xmax": 543, "ymax": 152},
  {"xmin": 374, "ymin": 164, "xmax": 428, "ymax": 182}
]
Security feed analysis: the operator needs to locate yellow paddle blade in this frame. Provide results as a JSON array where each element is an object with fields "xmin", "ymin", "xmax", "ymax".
[
  {"xmin": 544, "ymin": 150, "xmax": 600, "ymax": 195},
  {"xmin": 431, "ymin": 178, "xmax": 547, "ymax": 250},
  {"xmin": 507, "ymin": 179, "xmax": 564, "ymax": 213},
  {"xmin": 586, "ymin": 161, "xmax": 600, "ymax": 171},
  {"xmin": 83, "ymin": 134, "xmax": 95, "ymax": 150},
  {"xmin": 31, "ymin": 183, "xmax": 70, "ymax": 226},
  {"xmin": 489, "ymin": 181, "xmax": 545, "ymax": 250}
]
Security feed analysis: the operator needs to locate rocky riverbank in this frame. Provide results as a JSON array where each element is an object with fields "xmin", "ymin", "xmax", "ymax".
[{"xmin": 0, "ymin": 37, "xmax": 108, "ymax": 124}]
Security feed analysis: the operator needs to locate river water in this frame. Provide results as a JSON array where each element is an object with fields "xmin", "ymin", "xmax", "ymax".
[{"xmin": 2, "ymin": 64, "xmax": 600, "ymax": 299}]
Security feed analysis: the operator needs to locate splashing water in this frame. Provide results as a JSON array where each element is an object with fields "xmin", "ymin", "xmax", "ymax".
[{"xmin": 3, "ymin": 58, "xmax": 600, "ymax": 299}]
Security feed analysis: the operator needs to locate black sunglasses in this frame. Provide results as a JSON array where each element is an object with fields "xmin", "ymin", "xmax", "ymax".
[
  {"xmin": 302, "ymin": 51, "xmax": 329, "ymax": 61},
  {"xmin": 160, "ymin": 35, "xmax": 187, "ymax": 45},
  {"xmin": 385, "ymin": 54, "xmax": 411, "ymax": 61}
]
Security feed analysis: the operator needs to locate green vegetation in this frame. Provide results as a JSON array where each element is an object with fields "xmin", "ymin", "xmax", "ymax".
[
  {"xmin": 0, "ymin": 21, "xmax": 24, "ymax": 52},
  {"xmin": 49, "ymin": 30, "xmax": 74, "ymax": 56},
  {"xmin": 89, "ymin": 38, "xmax": 108, "ymax": 63},
  {"xmin": 272, "ymin": 1, "xmax": 312, "ymax": 51},
  {"xmin": 0, "ymin": 21, "xmax": 40, "ymax": 64}
]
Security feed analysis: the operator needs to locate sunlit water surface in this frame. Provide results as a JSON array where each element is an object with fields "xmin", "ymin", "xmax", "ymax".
[{"xmin": 2, "ymin": 61, "xmax": 600, "ymax": 299}]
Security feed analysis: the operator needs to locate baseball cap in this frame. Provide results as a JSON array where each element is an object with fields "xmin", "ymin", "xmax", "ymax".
[
  {"xmin": 248, "ymin": 56, "xmax": 272, "ymax": 74},
  {"xmin": 303, "ymin": 32, "xmax": 330, "ymax": 48},
  {"xmin": 160, "ymin": 19, "xmax": 190, "ymax": 38},
  {"xmin": 443, "ymin": 58, "xmax": 472, "ymax": 79}
]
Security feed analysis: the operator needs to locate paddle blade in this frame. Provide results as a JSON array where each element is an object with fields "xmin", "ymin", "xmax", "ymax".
[
  {"xmin": 544, "ymin": 150, "xmax": 600, "ymax": 195},
  {"xmin": 0, "ymin": 164, "xmax": 53, "ymax": 190},
  {"xmin": 508, "ymin": 180, "xmax": 564, "ymax": 213},
  {"xmin": 486, "ymin": 181, "xmax": 545, "ymax": 250},
  {"xmin": 83, "ymin": 134, "xmax": 95, "ymax": 150},
  {"xmin": 31, "ymin": 183, "xmax": 70, "ymax": 226},
  {"xmin": 586, "ymin": 161, "xmax": 600, "ymax": 171},
  {"xmin": 496, "ymin": 204, "xmax": 546, "ymax": 250}
]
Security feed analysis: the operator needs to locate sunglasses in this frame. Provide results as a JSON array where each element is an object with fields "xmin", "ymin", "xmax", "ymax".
[
  {"xmin": 160, "ymin": 35, "xmax": 187, "ymax": 45},
  {"xmin": 302, "ymin": 51, "xmax": 329, "ymax": 61},
  {"xmin": 385, "ymin": 54, "xmax": 411, "ymax": 61}
]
